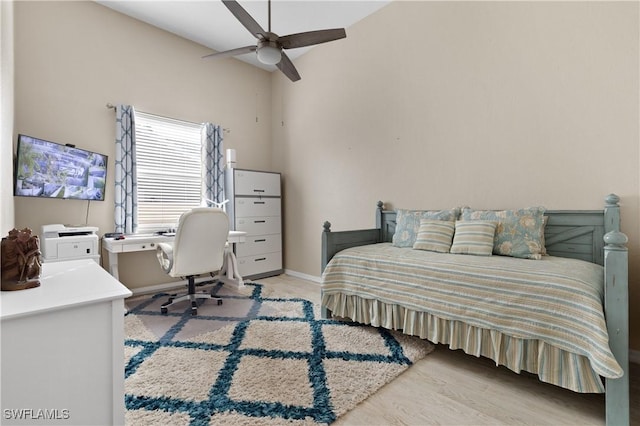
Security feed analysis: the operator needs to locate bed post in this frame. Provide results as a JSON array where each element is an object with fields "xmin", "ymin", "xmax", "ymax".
[
  {"xmin": 603, "ymin": 193, "xmax": 629, "ymax": 426},
  {"xmin": 321, "ymin": 221, "xmax": 332, "ymax": 319},
  {"xmin": 321, "ymin": 221, "xmax": 332, "ymax": 273},
  {"xmin": 375, "ymin": 200, "xmax": 384, "ymax": 229}
]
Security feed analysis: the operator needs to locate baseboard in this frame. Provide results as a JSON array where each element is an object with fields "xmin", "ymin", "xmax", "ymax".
[
  {"xmin": 129, "ymin": 271, "xmax": 320, "ymax": 297},
  {"xmin": 630, "ymin": 349, "xmax": 640, "ymax": 365},
  {"xmin": 129, "ymin": 275, "xmax": 216, "ymax": 297},
  {"xmin": 284, "ymin": 269, "xmax": 321, "ymax": 284}
]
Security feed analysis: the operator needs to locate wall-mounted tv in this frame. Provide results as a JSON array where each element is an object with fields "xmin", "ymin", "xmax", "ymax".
[{"xmin": 14, "ymin": 134, "xmax": 108, "ymax": 201}]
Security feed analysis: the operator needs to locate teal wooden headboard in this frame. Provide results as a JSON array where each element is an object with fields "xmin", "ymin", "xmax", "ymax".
[{"xmin": 376, "ymin": 203, "xmax": 609, "ymax": 266}]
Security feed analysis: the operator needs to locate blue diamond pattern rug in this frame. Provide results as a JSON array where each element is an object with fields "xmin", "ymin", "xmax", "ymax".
[{"xmin": 124, "ymin": 282, "xmax": 434, "ymax": 425}]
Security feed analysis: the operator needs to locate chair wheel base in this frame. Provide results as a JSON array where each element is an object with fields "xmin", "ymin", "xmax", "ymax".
[{"xmin": 159, "ymin": 279, "xmax": 224, "ymax": 315}]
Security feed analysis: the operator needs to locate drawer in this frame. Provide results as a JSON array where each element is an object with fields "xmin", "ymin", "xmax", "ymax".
[
  {"xmin": 121, "ymin": 241, "xmax": 160, "ymax": 252},
  {"xmin": 235, "ymin": 233, "xmax": 282, "ymax": 257},
  {"xmin": 237, "ymin": 252, "xmax": 282, "ymax": 278},
  {"xmin": 235, "ymin": 216, "xmax": 281, "ymax": 235},
  {"xmin": 234, "ymin": 170, "xmax": 280, "ymax": 197},
  {"xmin": 58, "ymin": 241, "xmax": 96, "ymax": 258},
  {"xmin": 235, "ymin": 197, "xmax": 281, "ymax": 218}
]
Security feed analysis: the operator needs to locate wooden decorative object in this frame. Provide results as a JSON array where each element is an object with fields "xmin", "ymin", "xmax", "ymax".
[{"xmin": 1, "ymin": 228, "xmax": 42, "ymax": 291}]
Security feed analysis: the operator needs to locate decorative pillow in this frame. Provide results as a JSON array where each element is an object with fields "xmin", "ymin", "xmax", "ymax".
[
  {"xmin": 392, "ymin": 208, "xmax": 460, "ymax": 248},
  {"xmin": 450, "ymin": 221, "xmax": 497, "ymax": 256},
  {"xmin": 460, "ymin": 207, "xmax": 546, "ymax": 260},
  {"xmin": 413, "ymin": 220, "xmax": 455, "ymax": 253}
]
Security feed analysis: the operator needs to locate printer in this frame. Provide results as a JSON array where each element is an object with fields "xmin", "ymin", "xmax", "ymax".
[{"xmin": 41, "ymin": 224, "xmax": 100, "ymax": 264}]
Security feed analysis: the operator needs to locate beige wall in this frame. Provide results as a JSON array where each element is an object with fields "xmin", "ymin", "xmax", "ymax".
[
  {"xmin": 1, "ymin": 0, "xmax": 15, "ymax": 235},
  {"xmin": 9, "ymin": 1, "xmax": 639, "ymax": 350},
  {"xmin": 271, "ymin": 2, "xmax": 640, "ymax": 349},
  {"xmin": 12, "ymin": 1, "xmax": 273, "ymax": 288}
]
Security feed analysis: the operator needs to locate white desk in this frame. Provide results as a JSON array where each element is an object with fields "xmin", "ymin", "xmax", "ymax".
[
  {"xmin": 102, "ymin": 231, "xmax": 247, "ymax": 288},
  {"xmin": 0, "ymin": 259, "xmax": 132, "ymax": 425}
]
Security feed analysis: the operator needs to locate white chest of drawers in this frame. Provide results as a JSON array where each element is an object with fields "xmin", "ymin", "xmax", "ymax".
[
  {"xmin": 225, "ymin": 168, "xmax": 283, "ymax": 279},
  {"xmin": 0, "ymin": 260, "xmax": 132, "ymax": 425}
]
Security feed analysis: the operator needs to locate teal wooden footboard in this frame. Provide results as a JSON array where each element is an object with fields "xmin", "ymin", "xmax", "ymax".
[{"xmin": 320, "ymin": 195, "xmax": 629, "ymax": 426}]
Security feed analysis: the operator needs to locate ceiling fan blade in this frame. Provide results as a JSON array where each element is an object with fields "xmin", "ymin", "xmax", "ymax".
[
  {"xmin": 222, "ymin": 0, "xmax": 267, "ymax": 39},
  {"xmin": 278, "ymin": 28, "xmax": 346, "ymax": 50},
  {"xmin": 202, "ymin": 45, "xmax": 257, "ymax": 60},
  {"xmin": 276, "ymin": 52, "xmax": 301, "ymax": 82}
]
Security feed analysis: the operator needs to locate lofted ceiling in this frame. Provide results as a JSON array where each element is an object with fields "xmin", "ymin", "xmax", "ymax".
[{"xmin": 96, "ymin": 0, "xmax": 391, "ymax": 72}]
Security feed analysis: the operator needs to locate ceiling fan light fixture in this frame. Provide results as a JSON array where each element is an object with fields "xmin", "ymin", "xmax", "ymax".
[{"xmin": 256, "ymin": 40, "xmax": 281, "ymax": 65}]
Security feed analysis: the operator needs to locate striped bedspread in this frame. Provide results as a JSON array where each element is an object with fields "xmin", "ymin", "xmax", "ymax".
[{"xmin": 321, "ymin": 243, "xmax": 623, "ymax": 381}]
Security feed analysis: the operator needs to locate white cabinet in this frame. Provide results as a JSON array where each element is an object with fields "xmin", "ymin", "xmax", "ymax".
[
  {"xmin": 225, "ymin": 168, "xmax": 283, "ymax": 279},
  {"xmin": 0, "ymin": 260, "xmax": 132, "ymax": 425}
]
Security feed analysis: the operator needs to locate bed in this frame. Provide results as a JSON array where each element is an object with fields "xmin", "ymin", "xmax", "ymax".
[{"xmin": 320, "ymin": 194, "xmax": 629, "ymax": 426}]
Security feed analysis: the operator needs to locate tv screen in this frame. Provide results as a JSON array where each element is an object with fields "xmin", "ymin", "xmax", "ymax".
[{"xmin": 14, "ymin": 134, "xmax": 108, "ymax": 201}]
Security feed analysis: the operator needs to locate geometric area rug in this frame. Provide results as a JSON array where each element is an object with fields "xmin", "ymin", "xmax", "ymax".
[{"xmin": 124, "ymin": 282, "xmax": 434, "ymax": 425}]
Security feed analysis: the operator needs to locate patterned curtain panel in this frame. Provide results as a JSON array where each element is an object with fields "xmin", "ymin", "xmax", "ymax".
[
  {"xmin": 114, "ymin": 105, "xmax": 138, "ymax": 234},
  {"xmin": 202, "ymin": 123, "xmax": 225, "ymax": 205}
]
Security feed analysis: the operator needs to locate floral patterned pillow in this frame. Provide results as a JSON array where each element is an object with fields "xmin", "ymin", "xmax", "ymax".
[
  {"xmin": 392, "ymin": 208, "xmax": 460, "ymax": 248},
  {"xmin": 460, "ymin": 207, "xmax": 546, "ymax": 259}
]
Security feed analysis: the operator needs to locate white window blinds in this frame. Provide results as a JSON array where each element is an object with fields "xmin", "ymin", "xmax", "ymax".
[{"xmin": 135, "ymin": 111, "xmax": 203, "ymax": 232}]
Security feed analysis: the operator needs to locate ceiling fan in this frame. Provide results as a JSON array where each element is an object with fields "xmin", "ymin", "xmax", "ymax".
[{"xmin": 203, "ymin": 0, "xmax": 347, "ymax": 82}]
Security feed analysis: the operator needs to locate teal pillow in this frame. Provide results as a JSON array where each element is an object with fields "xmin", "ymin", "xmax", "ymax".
[
  {"xmin": 450, "ymin": 220, "xmax": 497, "ymax": 256},
  {"xmin": 413, "ymin": 220, "xmax": 455, "ymax": 253},
  {"xmin": 460, "ymin": 207, "xmax": 546, "ymax": 259},
  {"xmin": 392, "ymin": 208, "xmax": 460, "ymax": 248}
]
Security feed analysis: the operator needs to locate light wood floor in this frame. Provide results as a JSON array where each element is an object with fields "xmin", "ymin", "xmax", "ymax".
[{"xmin": 258, "ymin": 274, "xmax": 639, "ymax": 426}]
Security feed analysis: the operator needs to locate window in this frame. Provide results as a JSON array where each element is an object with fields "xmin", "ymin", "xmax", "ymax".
[{"xmin": 134, "ymin": 112, "xmax": 203, "ymax": 233}]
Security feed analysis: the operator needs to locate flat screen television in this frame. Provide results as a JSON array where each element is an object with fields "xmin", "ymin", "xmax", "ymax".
[{"xmin": 14, "ymin": 134, "xmax": 108, "ymax": 201}]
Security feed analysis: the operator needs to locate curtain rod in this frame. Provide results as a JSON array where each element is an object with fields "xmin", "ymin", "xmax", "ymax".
[{"xmin": 105, "ymin": 103, "xmax": 230, "ymax": 133}]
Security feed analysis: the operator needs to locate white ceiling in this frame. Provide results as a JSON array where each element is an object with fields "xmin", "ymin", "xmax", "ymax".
[{"xmin": 96, "ymin": 0, "xmax": 391, "ymax": 71}]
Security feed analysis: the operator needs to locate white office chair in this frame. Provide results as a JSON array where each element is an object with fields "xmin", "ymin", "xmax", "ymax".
[{"xmin": 156, "ymin": 207, "xmax": 229, "ymax": 316}]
